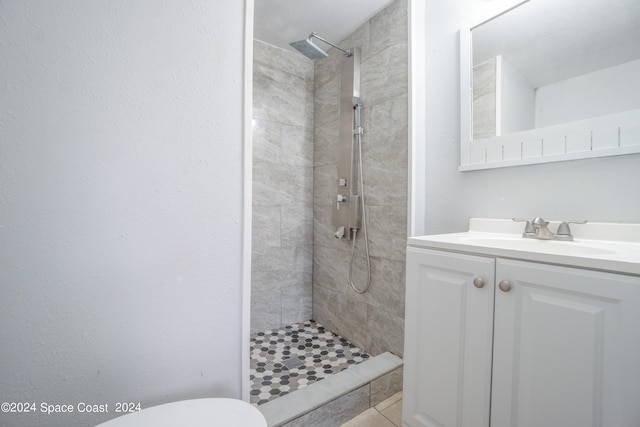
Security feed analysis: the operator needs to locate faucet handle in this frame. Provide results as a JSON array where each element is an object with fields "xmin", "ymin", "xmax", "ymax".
[
  {"xmin": 556, "ymin": 220, "xmax": 587, "ymax": 240},
  {"xmin": 512, "ymin": 218, "xmax": 535, "ymax": 237}
]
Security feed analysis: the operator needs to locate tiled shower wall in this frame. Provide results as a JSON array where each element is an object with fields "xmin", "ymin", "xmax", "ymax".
[
  {"xmin": 251, "ymin": 40, "xmax": 315, "ymax": 333},
  {"xmin": 313, "ymin": 0, "xmax": 408, "ymax": 357}
]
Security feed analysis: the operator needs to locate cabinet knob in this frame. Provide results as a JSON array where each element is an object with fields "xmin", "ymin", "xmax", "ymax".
[
  {"xmin": 473, "ymin": 277, "xmax": 485, "ymax": 288},
  {"xmin": 498, "ymin": 280, "xmax": 512, "ymax": 292}
]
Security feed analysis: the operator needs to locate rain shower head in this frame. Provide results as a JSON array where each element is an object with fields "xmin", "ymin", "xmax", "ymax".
[
  {"xmin": 290, "ymin": 36, "xmax": 329, "ymax": 60},
  {"xmin": 290, "ymin": 32, "xmax": 351, "ymax": 60}
]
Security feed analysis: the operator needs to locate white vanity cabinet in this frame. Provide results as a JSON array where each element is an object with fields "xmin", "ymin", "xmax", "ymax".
[
  {"xmin": 403, "ymin": 245, "xmax": 640, "ymax": 427},
  {"xmin": 403, "ymin": 247, "xmax": 495, "ymax": 427}
]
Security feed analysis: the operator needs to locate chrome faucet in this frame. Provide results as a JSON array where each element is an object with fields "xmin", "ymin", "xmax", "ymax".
[
  {"xmin": 532, "ymin": 217, "xmax": 554, "ymax": 240},
  {"xmin": 513, "ymin": 218, "xmax": 587, "ymax": 241}
]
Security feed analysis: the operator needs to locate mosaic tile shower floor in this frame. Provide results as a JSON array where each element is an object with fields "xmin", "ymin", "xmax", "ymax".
[{"xmin": 250, "ymin": 320, "xmax": 370, "ymax": 405}]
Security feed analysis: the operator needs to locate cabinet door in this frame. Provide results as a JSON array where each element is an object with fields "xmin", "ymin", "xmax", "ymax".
[
  {"xmin": 492, "ymin": 259, "xmax": 640, "ymax": 427},
  {"xmin": 403, "ymin": 247, "xmax": 495, "ymax": 427}
]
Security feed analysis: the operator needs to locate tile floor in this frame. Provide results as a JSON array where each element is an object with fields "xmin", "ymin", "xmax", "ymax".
[
  {"xmin": 250, "ymin": 320, "xmax": 370, "ymax": 405},
  {"xmin": 341, "ymin": 391, "xmax": 403, "ymax": 426}
]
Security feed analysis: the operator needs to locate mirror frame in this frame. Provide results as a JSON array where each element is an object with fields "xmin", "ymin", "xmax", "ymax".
[{"xmin": 459, "ymin": 5, "xmax": 640, "ymax": 171}]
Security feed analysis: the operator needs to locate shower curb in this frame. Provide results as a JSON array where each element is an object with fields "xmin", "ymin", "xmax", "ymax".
[{"xmin": 257, "ymin": 351, "xmax": 403, "ymax": 427}]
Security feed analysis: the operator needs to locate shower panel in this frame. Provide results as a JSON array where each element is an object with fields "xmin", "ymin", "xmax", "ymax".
[
  {"xmin": 333, "ymin": 48, "xmax": 362, "ymax": 240},
  {"xmin": 290, "ymin": 32, "xmax": 370, "ymax": 292}
]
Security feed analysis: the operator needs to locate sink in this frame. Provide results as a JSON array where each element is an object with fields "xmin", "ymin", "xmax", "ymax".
[
  {"xmin": 456, "ymin": 235, "xmax": 615, "ymax": 256},
  {"xmin": 407, "ymin": 218, "xmax": 640, "ymax": 275}
]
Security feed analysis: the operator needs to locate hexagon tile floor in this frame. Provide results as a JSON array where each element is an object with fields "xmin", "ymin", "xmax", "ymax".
[{"xmin": 250, "ymin": 320, "xmax": 370, "ymax": 405}]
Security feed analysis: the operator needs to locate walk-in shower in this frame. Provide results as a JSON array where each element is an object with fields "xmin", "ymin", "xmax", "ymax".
[
  {"xmin": 291, "ymin": 33, "xmax": 371, "ymax": 294},
  {"xmin": 251, "ymin": 1, "xmax": 408, "ymax": 419}
]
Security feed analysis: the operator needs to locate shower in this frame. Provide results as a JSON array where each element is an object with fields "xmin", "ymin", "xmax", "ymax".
[
  {"xmin": 291, "ymin": 32, "xmax": 371, "ymax": 294},
  {"xmin": 251, "ymin": 1, "xmax": 408, "ymax": 419}
]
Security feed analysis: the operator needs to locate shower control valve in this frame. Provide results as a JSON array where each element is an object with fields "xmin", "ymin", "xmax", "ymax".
[
  {"xmin": 338, "ymin": 178, "xmax": 348, "ymax": 187},
  {"xmin": 336, "ymin": 194, "xmax": 347, "ymax": 210}
]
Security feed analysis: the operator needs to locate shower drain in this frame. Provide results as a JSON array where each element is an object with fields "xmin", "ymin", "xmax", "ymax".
[{"xmin": 282, "ymin": 357, "xmax": 305, "ymax": 370}]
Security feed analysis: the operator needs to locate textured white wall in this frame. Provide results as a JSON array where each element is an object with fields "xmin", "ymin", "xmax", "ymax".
[
  {"xmin": 414, "ymin": 0, "xmax": 640, "ymax": 236},
  {"xmin": 0, "ymin": 1, "xmax": 247, "ymax": 426}
]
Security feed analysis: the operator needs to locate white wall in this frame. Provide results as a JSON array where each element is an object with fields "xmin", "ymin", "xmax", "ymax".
[
  {"xmin": 535, "ymin": 59, "xmax": 640, "ymax": 127},
  {"xmin": 413, "ymin": 0, "xmax": 640, "ymax": 236},
  {"xmin": 0, "ymin": 1, "xmax": 248, "ymax": 426}
]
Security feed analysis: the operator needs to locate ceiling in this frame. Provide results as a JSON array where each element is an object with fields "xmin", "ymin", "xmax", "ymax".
[{"xmin": 253, "ymin": 0, "xmax": 394, "ymax": 54}]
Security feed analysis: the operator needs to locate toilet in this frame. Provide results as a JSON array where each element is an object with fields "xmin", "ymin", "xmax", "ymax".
[{"xmin": 95, "ymin": 398, "xmax": 267, "ymax": 427}]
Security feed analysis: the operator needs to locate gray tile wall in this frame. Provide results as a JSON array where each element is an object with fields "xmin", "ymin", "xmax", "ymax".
[
  {"xmin": 281, "ymin": 385, "xmax": 370, "ymax": 427},
  {"xmin": 473, "ymin": 57, "xmax": 497, "ymax": 139},
  {"xmin": 276, "ymin": 366, "xmax": 404, "ymax": 426},
  {"xmin": 312, "ymin": 0, "xmax": 408, "ymax": 357},
  {"xmin": 252, "ymin": 40, "xmax": 315, "ymax": 333}
]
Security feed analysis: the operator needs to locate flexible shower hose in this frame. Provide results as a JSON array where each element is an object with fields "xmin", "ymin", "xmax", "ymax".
[{"xmin": 348, "ymin": 130, "xmax": 371, "ymax": 294}]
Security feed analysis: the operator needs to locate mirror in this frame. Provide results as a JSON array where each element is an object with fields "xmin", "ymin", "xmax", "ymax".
[{"xmin": 460, "ymin": 0, "xmax": 640, "ymax": 170}]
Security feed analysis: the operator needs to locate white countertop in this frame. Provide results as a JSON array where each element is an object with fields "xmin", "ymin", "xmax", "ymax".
[{"xmin": 408, "ymin": 218, "xmax": 640, "ymax": 276}]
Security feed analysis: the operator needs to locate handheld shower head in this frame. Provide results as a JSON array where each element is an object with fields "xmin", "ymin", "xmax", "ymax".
[{"xmin": 290, "ymin": 32, "xmax": 351, "ymax": 60}]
